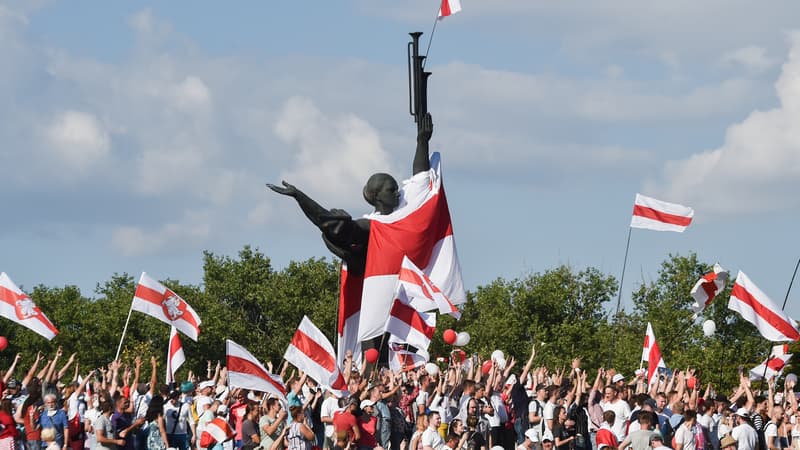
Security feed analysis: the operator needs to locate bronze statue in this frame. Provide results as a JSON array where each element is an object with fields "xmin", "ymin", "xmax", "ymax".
[{"xmin": 267, "ymin": 113, "xmax": 434, "ymax": 277}]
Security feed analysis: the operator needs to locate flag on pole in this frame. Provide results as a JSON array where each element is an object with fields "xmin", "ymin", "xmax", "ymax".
[
  {"xmin": 355, "ymin": 153, "xmax": 466, "ymax": 341},
  {"xmin": 728, "ymin": 271, "xmax": 800, "ymax": 342},
  {"xmin": 132, "ymin": 272, "xmax": 202, "ymax": 341},
  {"xmin": 284, "ymin": 316, "xmax": 348, "ymax": 395},
  {"xmin": 388, "ymin": 343, "xmax": 429, "ymax": 373},
  {"xmin": 0, "ymin": 272, "xmax": 59, "ymax": 340},
  {"xmin": 691, "ymin": 263, "xmax": 729, "ymax": 317},
  {"xmin": 630, "ymin": 194, "xmax": 694, "ymax": 232},
  {"xmin": 226, "ymin": 340, "xmax": 286, "ymax": 401},
  {"xmin": 199, "ymin": 416, "xmax": 235, "ymax": 448},
  {"xmin": 385, "ymin": 290, "xmax": 437, "ymax": 351},
  {"xmin": 438, "ymin": 0, "xmax": 462, "ymax": 18},
  {"xmin": 398, "ymin": 256, "xmax": 461, "ymax": 318},
  {"xmin": 641, "ymin": 322, "xmax": 666, "ymax": 385},
  {"xmin": 749, "ymin": 345, "xmax": 792, "ymax": 380},
  {"xmin": 337, "ymin": 263, "xmax": 362, "ymax": 369},
  {"xmin": 166, "ymin": 326, "xmax": 185, "ymax": 384}
]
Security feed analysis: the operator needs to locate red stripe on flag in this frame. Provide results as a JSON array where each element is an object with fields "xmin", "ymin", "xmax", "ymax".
[
  {"xmin": 0, "ymin": 286, "xmax": 59, "ymax": 335},
  {"xmin": 337, "ymin": 266, "xmax": 363, "ymax": 332},
  {"xmin": 390, "ymin": 301, "xmax": 435, "ymax": 337},
  {"xmin": 227, "ymin": 355, "xmax": 286, "ymax": 395},
  {"xmin": 290, "ymin": 329, "xmax": 337, "ymax": 373},
  {"xmin": 134, "ymin": 284, "xmax": 163, "ymax": 305},
  {"xmin": 701, "ymin": 281, "xmax": 717, "ymax": 306},
  {"xmin": 632, "ymin": 205, "xmax": 692, "ymax": 227},
  {"xmin": 767, "ymin": 357, "xmax": 785, "ymax": 371},
  {"xmin": 440, "ymin": 0, "xmax": 451, "ymax": 16},
  {"xmin": 732, "ymin": 283, "xmax": 800, "ymax": 341},
  {"xmin": 134, "ymin": 284, "xmax": 200, "ymax": 331},
  {"xmin": 0, "ymin": 286, "xmax": 26, "ymax": 304},
  {"xmin": 399, "ymin": 267, "xmax": 438, "ymax": 299},
  {"xmin": 169, "ymin": 332, "xmax": 182, "ymax": 359}
]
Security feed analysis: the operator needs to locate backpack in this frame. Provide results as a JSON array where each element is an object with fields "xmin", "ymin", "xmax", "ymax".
[{"xmin": 665, "ymin": 417, "xmax": 683, "ymax": 450}]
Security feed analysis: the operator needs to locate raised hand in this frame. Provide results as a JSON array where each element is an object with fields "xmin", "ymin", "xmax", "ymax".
[
  {"xmin": 266, "ymin": 181, "xmax": 299, "ymax": 197},
  {"xmin": 417, "ymin": 113, "xmax": 433, "ymax": 142}
]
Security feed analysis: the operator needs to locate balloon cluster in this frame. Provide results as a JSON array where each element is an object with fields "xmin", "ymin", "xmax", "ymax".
[
  {"xmin": 442, "ymin": 329, "xmax": 470, "ymax": 347},
  {"xmin": 479, "ymin": 349, "xmax": 508, "ymax": 375}
]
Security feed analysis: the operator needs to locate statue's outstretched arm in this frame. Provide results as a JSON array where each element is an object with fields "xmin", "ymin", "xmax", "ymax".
[
  {"xmin": 266, "ymin": 181, "xmax": 349, "ymax": 227},
  {"xmin": 412, "ymin": 113, "xmax": 433, "ymax": 175}
]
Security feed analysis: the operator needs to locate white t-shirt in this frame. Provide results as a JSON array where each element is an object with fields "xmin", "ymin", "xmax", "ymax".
[
  {"xmin": 765, "ymin": 422, "xmax": 779, "ymax": 448},
  {"xmin": 731, "ymin": 424, "xmax": 758, "ymax": 450},
  {"xmin": 600, "ymin": 399, "xmax": 631, "ymax": 441},
  {"xmin": 417, "ymin": 391, "xmax": 430, "ymax": 414},
  {"xmin": 674, "ymin": 424, "xmax": 696, "ymax": 450},
  {"xmin": 543, "ymin": 402, "xmax": 556, "ymax": 433},
  {"xmin": 422, "ymin": 427, "xmax": 445, "ymax": 450},
  {"xmin": 320, "ymin": 396, "xmax": 340, "ymax": 438},
  {"xmin": 490, "ymin": 393, "xmax": 508, "ymax": 423},
  {"xmin": 84, "ymin": 408, "xmax": 100, "ymax": 450},
  {"xmin": 131, "ymin": 391, "xmax": 152, "ymax": 420}
]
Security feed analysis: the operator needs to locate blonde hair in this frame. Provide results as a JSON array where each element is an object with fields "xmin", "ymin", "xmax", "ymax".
[{"xmin": 41, "ymin": 428, "xmax": 56, "ymax": 443}]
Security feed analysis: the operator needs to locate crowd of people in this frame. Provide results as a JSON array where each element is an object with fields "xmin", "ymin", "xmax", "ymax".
[{"xmin": 0, "ymin": 344, "xmax": 795, "ymax": 450}]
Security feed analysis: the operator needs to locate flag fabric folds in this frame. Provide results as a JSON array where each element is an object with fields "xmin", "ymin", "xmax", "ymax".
[
  {"xmin": 749, "ymin": 345, "xmax": 792, "ymax": 380},
  {"xmin": 385, "ymin": 292, "xmax": 437, "ymax": 351},
  {"xmin": 132, "ymin": 272, "xmax": 202, "ymax": 341},
  {"xmin": 284, "ymin": 316, "xmax": 348, "ymax": 395},
  {"xmin": 641, "ymin": 322, "xmax": 666, "ymax": 385},
  {"xmin": 226, "ymin": 340, "xmax": 287, "ymax": 401},
  {"xmin": 728, "ymin": 271, "xmax": 800, "ymax": 342},
  {"xmin": 337, "ymin": 263, "xmax": 363, "ymax": 368},
  {"xmin": 199, "ymin": 417, "xmax": 234, "ymax": 448},
  {"xmin": 398, "ymin": 256, "xmax": 461, "ymax": 318},
  {"xmin": 691, "ymin": 263, "xmax": 729, "ymax": 317},
  {"xmin": 438, "ymin": 0, "xmax": 462, "ymax": 18},
  {"xmin": 166, "ymin": 326, "xmax": 185, "ymax": 384},
  {"xmin": 356, "ymin": 153, "xmax": 466, "ymax": 341},
  {"xmin": 388, "ymin": 343, "xmax": 429, "ymax": 373},
  {"xmin": 630, "ymin": 193, "xmax": 694, "ymax": 232},
  {"xmin": 0, "ymin": 272, "xmax": 59, "ymax": 340}
]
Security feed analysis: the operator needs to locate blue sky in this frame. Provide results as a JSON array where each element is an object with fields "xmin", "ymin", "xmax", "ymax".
[{"xmin": 2, "ymin": 1, "xmax": 800, "ymax": 321}]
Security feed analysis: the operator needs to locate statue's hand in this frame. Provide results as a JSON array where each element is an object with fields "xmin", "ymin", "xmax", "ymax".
[
  {"xmin": 266, "ymin": 181, "xmax": 298, "ymax": 197},
  {"xmin": 417, "ymin": 112, "xmax": 433, "ymax": 142}
]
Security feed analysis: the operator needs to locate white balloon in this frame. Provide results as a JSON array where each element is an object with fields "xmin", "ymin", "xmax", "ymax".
[
  {"xmin": 702, "ymin": 319, "xmax": 716, "ymax": 337},
  {"xmin": 455, "ymin": 331, "xmax": 471, "ymax": 346},
  {"xmin": 425, "ymin": 363, "xmax": 440, "ymax": 376},
  {"xmin": 491, "ymin": 350, "xmax": 505, "ymax": 362},
  {"xmin": 496, "ymin": 357, "xmax": 507, "ymax": 370}
]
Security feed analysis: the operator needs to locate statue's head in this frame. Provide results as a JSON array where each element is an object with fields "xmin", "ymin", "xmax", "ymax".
[{"xmin": 363, "ymin": 173, "xmax": 400, "ymax": 215}]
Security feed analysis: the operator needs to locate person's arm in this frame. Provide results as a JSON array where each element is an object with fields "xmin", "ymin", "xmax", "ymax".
[
  {"xmin": 413, "ymin": 113, "xmax": 433, "ymax": 175},
  {"xmin": 148, "ymin": 356, "xmax": 158, "ymax": 395},
  {"xmin": 96, "ymin": 418, "xmax": 126, "ymax": 447},
  {"xmin": 299, "ymin": 423, "xmax": 315, "ymax": 441},
  {"xmin": 555, "ymin": 428, "xmax": 576, "ymax": 448},
  {"xmin": 519, "ymin": 344, "xmax": 536, "ymax": 385},
  {"xmin": 157, "ymin": 415, "xmax": 169, "ymax": 448},
  {"xmin": 131, "ymin": 357, "xmax": 142, "ymax": 392},
  {"xmin": 61, "ymin": 414, "xmax": 70, "ymax": 450},
  {"xmin": 56, "ymin": 352, "xmax": 76, "ymax": 382},
  {"xmin": 22, "ymin": 352, "xmax": 43, "ymax": 388},
  {"xmin": 264, "ymin": 411, "xmax": 288, "ymax": 435},
  {"xmin": 3, "ymin": 353, "xmax": 21, "ymax": 383},
  {"xmin": 618, "ymin": 436, "xmax": 632, "ymax": 450},
  {"xmin": 46, "ymin": 347, "xmax": 62, "ymax": 383},
  {"xmin": 119, "ymin": 417, "xmax": 146, "ymax": 439},
  {"xmin": 272, "ymin": 428, "xmax": 289, "ymax": 450}
]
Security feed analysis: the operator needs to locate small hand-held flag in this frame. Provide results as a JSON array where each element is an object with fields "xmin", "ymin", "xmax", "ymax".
[
  {"xmin": 438, "ymin": 0, "xmax": 462, "ymax": 18},
  {"xmin": 641, "ymin": 322, "xmax": 666, "ymax": 385}
]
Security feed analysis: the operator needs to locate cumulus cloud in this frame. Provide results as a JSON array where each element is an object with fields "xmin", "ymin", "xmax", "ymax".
[
  {"xmin": 43, "ymin": 110, "xmax": 110, "ymax": 172},
  {"xmin": 653, "ymin": 33, "xmax": 800, "ymax": 215},
  {"xmin": 111, "ymin": 211, "xmax": 211, "ymax": 257},
  {"xmin": 721, "ymin": 46, "xmax": 775, "ymax": 73}
]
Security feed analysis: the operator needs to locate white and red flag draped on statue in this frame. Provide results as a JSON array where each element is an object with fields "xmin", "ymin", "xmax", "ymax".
[
  {"xmin": 398, "ymin": 256, "xmax": 461, "ymax": 318},
  {"xmin": 0, "ymin": 272, "xmax": 58, "ymax": 340},
  {"xmin": 630, "ymin": 194, "xmax": 694, "ymax": 233},
  {"xmin": 385, "ymin": 289, "xmax": 437, "ymax": 351},
  {"xmin": 199, "ymin": 417, "xmax": 234, "ymax": 448},
  {"xmin": 750, "ymin": 345, "xmax": 792, "ymax": 380},
  {"xmin": 729, "ymin": 271, "xmax": 800, "ymax": 342},
  {"xmin": 641, "ymin": 322, "xmax": 666, "ymax": 385},
  {"xmin": 438, "ymin": 0, "xmax": 462, "ymax": 18},
  {"xmin": 226, "ymin": 340, "xmax": 287, "ymax": 401},
  {"xmin": 388, "ymin": 343, "xmax": 429, "ymax": 373},
  {"xmin": 358, "ymin": 153, "xmax": 465, "ymax": 340},
  {"xmin": 166, "ymin": 326, "xmax": 185, "ymax": 384},
  {"xmin": 691, "ymin": 263, "xmax": 729, "ymax": 317},
  {"xmin": 132, "ymin": 272, "xmax": 201, "ymax": 341},
  {"xmin": 284, "ymin": 316, "xmax": 348, "ymax": 396}
]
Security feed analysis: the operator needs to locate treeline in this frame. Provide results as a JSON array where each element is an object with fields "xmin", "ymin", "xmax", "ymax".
[{"xmin": 0, "ymin": 247, "xmax": 778, "ymax": 391}]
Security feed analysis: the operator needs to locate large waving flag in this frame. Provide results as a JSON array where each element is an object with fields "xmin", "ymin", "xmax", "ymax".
[
  {"xmin": 166, "ymin": 326, "xmax": 185, "ymax": 384},
  {"xmin": 388, "ymin": 343, "xmax": 429, "ymax": 373},
  {"xmin": 398, "ymin": 256, "xmax": 461, "ymax": 318},
  {"xmin": 630, "ymin": 194, "xmax": 694, "ymax": 232},
  {"xmin": 691, "ymin": 263, "xmax": 729, "ymax": 317},
  {"xmin": 641, "ymin": 322, "xmax": 666, "ymax": 385},
  {"xmin": 438, "ymin": 0, "xmax": 462, "ymax": 18},
  {"xmin": 199, "ymin": 417, "xmax": 234, "ymax": 448},
  {"xmin": 0, "ymin": 272, "xmax": 58, "ymax": 340},
  {"xmin": 729, "ymin": 271, "xmax": 800, "ymax": 342},
  {"xmin": 750, "ymin": 345, "xmax": 792, "ymax": 380},
  {"xmin": 385, "ymin": 290, "xmax": 437, "ymax": 351},
  {"xmin": 284, "ymin": 316, "xmax": 347, "ymax": 395},
  {"xmin": 355, "ymin": 153, "xmax": 465, "ymax": 341},
  {"xmin": 132, "ymin": 272, "xmax": 201, "ymax": 341},
  {"xmin": 226, "ymin": 340, "xmax": 286, "ymax": 400},
  {"xmin": 337, "ymin": 263, "xmax": 362, "ymax": 368}
]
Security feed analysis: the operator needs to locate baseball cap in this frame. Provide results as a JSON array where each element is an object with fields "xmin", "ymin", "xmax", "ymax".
[
  {"xmin": 360, "ymin": 399, "xmax": 376, "ymax": 409},
  {"xmin": 199, "ymin": 380, "xmax": 215, "ymax": 391},
  {"xmin": 6, "ymin": 380, "xmax": 19, "ymax": 389},
  {"xmin": 611, "ymin": 374, "xmax": 624, "ymax": 383},
  {"xmin": 542, "ymin": 431, "xmax": 554, "ymax": 442},
  {"xmin": 735, "ymin": 408, "xmax": 750, "ymax": 418},
  {"xmin": 524, "ymin": 429, "xmax": 539, "ymax": 443},
  {"xmin": 180, "ymin": 381, "xmax": 195, "ymax": 393}
]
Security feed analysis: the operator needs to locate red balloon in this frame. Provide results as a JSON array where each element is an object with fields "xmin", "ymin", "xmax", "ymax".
[
  {"xmin": 443, "ymin": 329, "xmax": 457, "ymax": 345},
  {"xmin": 364, "ymin": 348, "xmax": 379, "ymax": 364},
  {"xmin": 0, "ymin": 336, "xmax": 7, "ymax": 351},
  {"xmin": 481, "ymin": 360, "xmax": 493, "ymax": 375}
]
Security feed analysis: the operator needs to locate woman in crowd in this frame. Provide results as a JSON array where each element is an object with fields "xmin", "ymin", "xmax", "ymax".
[
  {"xmin": 286, "ymin": 406, "xmax": 315, "ymax": 450},
  {"xmin": 143, "ymin": 395, "xmax": 168, "ymax": 450}
]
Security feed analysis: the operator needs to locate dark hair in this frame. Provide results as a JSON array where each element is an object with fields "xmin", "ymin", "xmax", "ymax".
[
  {"xmin": 603, "ymin": 410, "xmax": 616, "ymax": 426},
  {"xmin": 290, "ymin": 405, "xmax": 304, "ymax": 420},
  {"xmin": 146, "ymin": 396, "xmax": 165, "ymax": 422},
  {"xmin": 362, "ymin": 173, "xmax": 396, "ymax": 207}
]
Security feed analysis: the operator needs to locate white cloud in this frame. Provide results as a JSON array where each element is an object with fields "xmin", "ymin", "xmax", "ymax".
[
  {"xmin": 111, "ymin": 211, "xmax": 211, "ymax": 257},
  {"xmin": 44, "ymin": 110, "xmax": 110, "ymax": 172},
  {"xmin": 721, "ymin": 46, "xmax": 775, "ymax": 73},
  {"xmin": 654, "ymin": 32, "xmax": 800, "ymax": 215}
]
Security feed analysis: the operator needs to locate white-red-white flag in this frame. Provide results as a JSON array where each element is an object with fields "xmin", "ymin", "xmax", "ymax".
[
  {"xmin": 641, "ymin": 322, "xmax": 666, "ymax": 385},
  {"xmin": 385, "ymin": 289, "xmax": 437, "ymax": 351},
  {"xmin": 388, "ymin": 343, "xmax": 429, "ymax": 373},
  {"xmin": 691, "ymin": 263, "xmax": 729, "ymax": 317},
  {"xmin": 226, "ymin": 340, "xmax": 286, "ymax": 400},
  {"xmin": 132, "ymin": 272, "xmax": 201, "ymax": 341},
  {"xmin": 284, "ymin": 316, "xmax": 348, "ymax": 396},
  {"xmin": 438, "ymin": 0, "xmax": 462, "ymax": 18},
  {"xmin": 199, "ymin": 416, "xmax": 234, "ymax": 448},
  {"xmin": 0, "ymin": 272, "xmax": 59, "ymax": 340},
  {"xmin": 630, "ymin": 193, "xmax": 694, "ymax": 232},
  {"xmin": 729, "ymin": 271, "xmax": 800, "ymax": 342},
  {"xmin": 337, "ymin": 263, "xmax": 362, "ymax": 369},
  {"xmin": 355, "ymin": 153, "xmax": 466, "ymax": 341},
  {"xmin": 398, "ymin": 256, "xmax": 461, "ymax": 318},
  {"xmin": 166, "ymin": 326, "xmax": 185, "ymax": 384},
  {"xmin": 750, "ymin": 346, "xmax": 792, "ymax": 380}
]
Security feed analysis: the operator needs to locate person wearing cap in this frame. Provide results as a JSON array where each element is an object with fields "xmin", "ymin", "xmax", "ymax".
[
  {"xmin": 356, "ymin": 400, "xmax": 380, "ymax": 450},
  {"xmin": 529, "ymin": 384, "xmax": 547, "ymax": 442},
  {"xmin": 731, "ymin": 409, "xmax": 757, "ymax": 450},
  {"xmin": 518, "ymin": 428, "xmax": 540, "ymax": 450},
  {"xmin": 541, "ymin": 431, "xmax": 555, "ymax": 450},
  {"xmin": 334, "ymin": 397, "xmax": 362, "ymax": 444},
  {"xmin": 649, "ymin": 434, "xmax": 670, "ymax": 450}
]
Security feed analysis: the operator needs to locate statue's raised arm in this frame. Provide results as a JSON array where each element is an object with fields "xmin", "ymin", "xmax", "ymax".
[{"xmin": 412, "ymin": 112, "xmax": 433, "ymax": 175}]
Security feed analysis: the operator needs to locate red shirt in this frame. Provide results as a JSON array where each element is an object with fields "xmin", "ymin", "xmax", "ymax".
[
  {"xmin": 356, "ymin": 416, "xmax": 378, "ymax": 448},
  {"xmin": 596, "ymin": 427, "xmax": 618, "ymax": 450},
  {"xmin": 230, "ymin": 401, "xmax": 247, "ymax": 440},
  {"xmin": 24, "ymin": 405, "xmax": 42, "ymax": 441},
  {"xmin": 0, "ymin": 411, "xmax": 17, "ymax": 439},
  {"xmin": 333, "ymin": 411, "xmax": 359, "ymax": 442}
]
